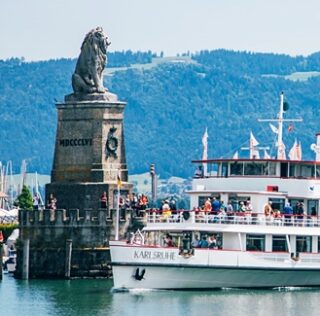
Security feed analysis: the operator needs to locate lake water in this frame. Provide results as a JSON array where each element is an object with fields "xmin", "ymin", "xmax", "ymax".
[{"xmin": 1, "ymin": 273, "xmax": 319, "ymax": 316}]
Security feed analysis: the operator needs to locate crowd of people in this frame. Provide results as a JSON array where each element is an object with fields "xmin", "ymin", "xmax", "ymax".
[
  {"xmin": 38, "ymin": 190, "xmax": 313, "ymax": 226},
  {"xmin": 196, "ymin": 197, "xmax": 253, "ymax": 216},
  {"xmin": 163, "ymin": 233, "xmax": 220, "ymax": 249},
  {"xmin": 188, "ymin": 197, "xmax": 316, "ymax": 226},
  {"xmin": 100, "ymin": 192, "xmax": 150, "ymax": 216}
]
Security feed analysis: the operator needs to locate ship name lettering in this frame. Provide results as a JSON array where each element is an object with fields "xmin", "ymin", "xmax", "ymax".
[
  {"xmin": 133, "ymin": 250, "xmax": 175, "ymax": 260},
  {"xmin": 134, "ymin": 250, "xmax": 151, "ymax": 259}
]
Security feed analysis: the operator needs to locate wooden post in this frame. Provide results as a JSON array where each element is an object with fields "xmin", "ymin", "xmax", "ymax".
[
  {"xmin": 22, "ymin": 239, "xmax": 30, "ymax": 280},
  {"xmin": 65, "ymin": 239, "xmax": 72, "ymax": 278}
]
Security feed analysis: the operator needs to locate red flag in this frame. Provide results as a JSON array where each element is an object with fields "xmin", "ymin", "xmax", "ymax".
[
  {"xmin": 0, "ymin": 230, "xmax": 3, "ymax": 243},
  {"xmin": 288, "ymin": 124, "xmax": 294, "ymax": 132}
]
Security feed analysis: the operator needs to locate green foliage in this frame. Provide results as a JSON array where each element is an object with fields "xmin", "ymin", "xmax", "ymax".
[
  {"xmin": 14, "ymin": 185, "xmax": 33, "ymax": 210},
  {"xmin": 0, "ymin": 223, "xmax": 19, "ymax": 241},
  {"xmin": 108, "ymin": 50, "xmax": 154, "ymax": 67},
  {"xmin": 2, "ymin": 50, "xmax": 320, "ymax": 179}
]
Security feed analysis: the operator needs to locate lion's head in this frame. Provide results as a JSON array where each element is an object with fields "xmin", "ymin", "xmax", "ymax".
[
  {"xmin": 81, "ymin": 27, "xmax": 111, "ymax": 56},
  {"xmin": 72, "ymin": 27, "xmax": 111, "ymax": 94}
]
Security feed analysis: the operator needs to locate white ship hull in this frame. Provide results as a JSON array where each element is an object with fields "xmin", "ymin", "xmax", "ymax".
[
  {"xmin": 112, "ymin": 265, "xmax": 320, "ymax": 289},
  {"xmin": 110, "ymin": 241, "xmax": 320, "ymax": 290}
]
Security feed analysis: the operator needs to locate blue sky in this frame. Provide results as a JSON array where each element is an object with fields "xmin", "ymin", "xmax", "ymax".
[{"xmin": 1, "ymin": 0, "xmax": 320, "ymax": 61}]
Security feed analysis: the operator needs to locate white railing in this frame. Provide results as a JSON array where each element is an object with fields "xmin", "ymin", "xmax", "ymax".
[{"xmin": 145, "ymin": 209, "xmax": 320, "ymax": 228}]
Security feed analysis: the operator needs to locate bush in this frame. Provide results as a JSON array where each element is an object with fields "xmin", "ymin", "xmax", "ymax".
[{"xmin": 0, "ymin": 223, "xmax": 19, "ymax": 242}]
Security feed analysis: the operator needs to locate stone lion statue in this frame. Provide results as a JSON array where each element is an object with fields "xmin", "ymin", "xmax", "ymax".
[{"xmin": 72, "ymin": 27, "xmax": 111, "ymax": 94}]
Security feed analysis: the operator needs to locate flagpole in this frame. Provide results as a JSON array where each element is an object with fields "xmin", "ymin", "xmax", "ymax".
[
  {"xmin": 202, "ymin": 128, "xmax": 208, "ymax": 176},
  {"xmin": 115, "ymin": 184, "xmax": 120, "ymax": 241},
  {"xmin": 115, "ymin": 169, "xmax": 121, "ymax": 241},
  {"xmin": 277, "ymin": 92, "xmax": 284, "ymax": 159}
]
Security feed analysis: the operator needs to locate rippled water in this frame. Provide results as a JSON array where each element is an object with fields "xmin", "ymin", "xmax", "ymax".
[{"xmin": 1, "ymin": 273, "xmax": 319, "ymax": 316}]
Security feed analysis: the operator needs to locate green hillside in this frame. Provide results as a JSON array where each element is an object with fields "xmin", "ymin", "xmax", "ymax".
[{"xmin": 1, "ymin": 50, "xmax": 320, "ymax": 178}]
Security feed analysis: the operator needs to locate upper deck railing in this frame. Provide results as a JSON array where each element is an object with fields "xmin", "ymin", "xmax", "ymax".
[{"xmin": 145, "ymin": 209, "xmax": 320, "ymax": 228}]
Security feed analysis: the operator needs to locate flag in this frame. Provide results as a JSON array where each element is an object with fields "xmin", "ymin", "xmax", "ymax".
[
  {"xmin": 288, "ymin": 139, "xmax": 297, "ymax": 160},
  {"xmin": 202, "ymin": 128, "xmax": 208, "ymax": 176},
  {"xmin": 288, "ymin": 123, "xmax": 294, "ymax": 132},
  {"xmin": 297, "ymin": 141, "xmax": 302, "ymax": 160},
  {"xmin": 0, "ymin": 230, "xmax": 3, "ymax": 243},
  {"xmin": 233, "ymin": 151, "xmax": 239, "ymax": 159},
  {"xmin": 117, "ymin": 171, "xmax": 122, "ymax": 188},
  {"xmin": 250, "ymin": 131, "xmax": 259, "ymax": 147},
  {"xmin": 277, "ymin": 140, "xmax": 286, "ymax": 160},
  {"xmin": 289, "ymin": 139, "xmax": 302, "ymax": 161},
  {"xmin": 311, "ymin": 143, "xmax": 320, "ymax": 161},
  {"xmin": 263, "ymin": 150, "xmax": 271, "ymax": 159},
  {"xmin": 250, "ymin": 131, "xmax": 260, "ymax": 159},
  {"xmin": 269, "ymin": 123, "xmax": 278, "ymax": 134}
]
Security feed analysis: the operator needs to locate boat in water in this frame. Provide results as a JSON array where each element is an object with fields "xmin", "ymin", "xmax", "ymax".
[{"xmin": 110, "ymin": 92, "xmax": 320, "ymax": 290}]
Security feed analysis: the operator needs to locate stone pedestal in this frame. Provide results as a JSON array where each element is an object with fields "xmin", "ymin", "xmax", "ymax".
[{"xmin": 46, "ymin": 97, "xmax": 132, "ymax": 210}]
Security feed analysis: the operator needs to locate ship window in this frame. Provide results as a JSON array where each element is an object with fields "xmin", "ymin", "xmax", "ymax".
[
  {"xmin": 199, "ymin": 232, "xmax": 223, "ymax": 249},
  {"xmin": 198, "ymin": 196, "xmax": 211, "ymax": 208},
  {"xmin": 296, "ymin": 236, "xmax": 312, "ymax": 253},
  {"xmin": 300, "ymin": 165, "xmax": 314, "ymax": 178},
  {"xmin": 207, "ymin": 163, "xmax": 219, "ymax": 176},
  {"xmin": 230, "ymin": 162, "xmax": 243, "ymax": 175},
  {"xmin": 272, "ymin": 235, "xmax": 288, "ymax": 252},
  {"xmin": 268, "ymin": 162, "xmax": 277, "ymax": 175},
  {"xmin": 280, "ymin": 163, "xmax": 288, "ymax": 177},
  {"xmin": 229, "ymin": 195, "xmax": 250, "ymax": 211},
  {"xmin": 289, "ymin": 164, "xmax": 296, "ymax": 177},
  {"xmin": 244, "ymin": 162, "xmax": 262, "ymax": 175},
  {"xmin": 289, "ymin": 199, "xmax": 301, "ymax": 212},
  {"xmin": 246, "ymin": 234, "xmax": 265, "ymax": 251},
  {"xmin": 269, "ymin": 198, "xmax": 285, "ymax": 212},
  {"xmin": 198, "ymin": 195, "xmax": 220, "ymax": 208},
  {"xmin": 307, "ymin": 200, "xmax": 318, "ymax": 216},
  {"xmin": 316, "ymin": 166, "xmax": 320, "ymax": 178},
  {"xmin": 221, "ymin": 163, "xmax": 228, "ymax": 177}
]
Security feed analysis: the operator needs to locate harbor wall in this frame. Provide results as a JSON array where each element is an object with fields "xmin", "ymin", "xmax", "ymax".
[{"xmin": 15, "ymin": 208, "xmax": 145, "ymax": 279}]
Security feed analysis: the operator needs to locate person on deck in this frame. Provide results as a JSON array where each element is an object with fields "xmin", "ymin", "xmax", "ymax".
[
  {"xmin": 208, "ymin": 234, "xmax": 217, "ymax": 249},
  {"xmin": 204, "ymin": 198, "xmax": 212, "ymax": 213},
  {"xmin": 264, "ymin": 202, "xmax": 272, "ymax": 216},
  {"xmin": 162, "ymin": 200, "xmax": 171, "ymax": 219},
  {"xmin": 194, "ymin": 166, "xmax": 204, "ymax": 178},
  {"xmin": 48, "ymin": 193, "xmax": 57, "ymax": 210},
  {"xmin": 33, "ymin": 193, "xmax": 40, "ymax": 210},
  {"xmin": 211, "ymin": 197, "xmax": 221, "ymax": 214},
  {"xmin": 283, "ymin": 202, "xmax": 293, "ymax": 225},
  {"xmin": 199, "ymin": 236, "xmax": 209, "ymax": 248},
  {"xmin": 100, "ymin": 191, "xmax": 108, "ymax": 209},
  {"xmin": 191, "ymin": 235, "xmax": 200, "ymax": 248},
  {"xmin": 164, "ymin": 234, "xmax": 174, "ymax": 247}
]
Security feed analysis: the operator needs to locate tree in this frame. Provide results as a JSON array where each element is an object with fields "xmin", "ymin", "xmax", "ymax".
[{"xmin": 14, "ymin": 185, "xmax": 33, "ymax": 210}]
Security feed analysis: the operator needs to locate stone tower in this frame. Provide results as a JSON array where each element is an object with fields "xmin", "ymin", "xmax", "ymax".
[{"xmin": 46, "ymin": 27, "xmax": 132, "ymax": 210}]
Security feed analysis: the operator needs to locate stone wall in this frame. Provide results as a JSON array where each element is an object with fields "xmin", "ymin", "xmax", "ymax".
[{"xmin": 15, "ymin": 208, "xmax": 145, "ymax": 279}]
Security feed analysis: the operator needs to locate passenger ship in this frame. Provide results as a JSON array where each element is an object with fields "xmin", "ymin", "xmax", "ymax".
[{"xmin": 110, "ymin": 92, "xmax": 320, "ymax": 289}]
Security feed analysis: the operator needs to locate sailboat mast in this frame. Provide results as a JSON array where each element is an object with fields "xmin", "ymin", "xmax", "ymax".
[{"xmin": 277, "ymin": 92, "xmax": 284, "ymax": 159}]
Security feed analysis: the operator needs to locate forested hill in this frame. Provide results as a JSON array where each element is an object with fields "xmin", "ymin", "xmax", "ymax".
[{"xmin": 2, "ymin": 50, "xmax": 320, "ymax": 179}]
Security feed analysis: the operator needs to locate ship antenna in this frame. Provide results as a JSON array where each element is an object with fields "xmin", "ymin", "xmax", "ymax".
[{"xmin": 258, "ymin": 92, "xmax": 303, "ymax": 159}]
